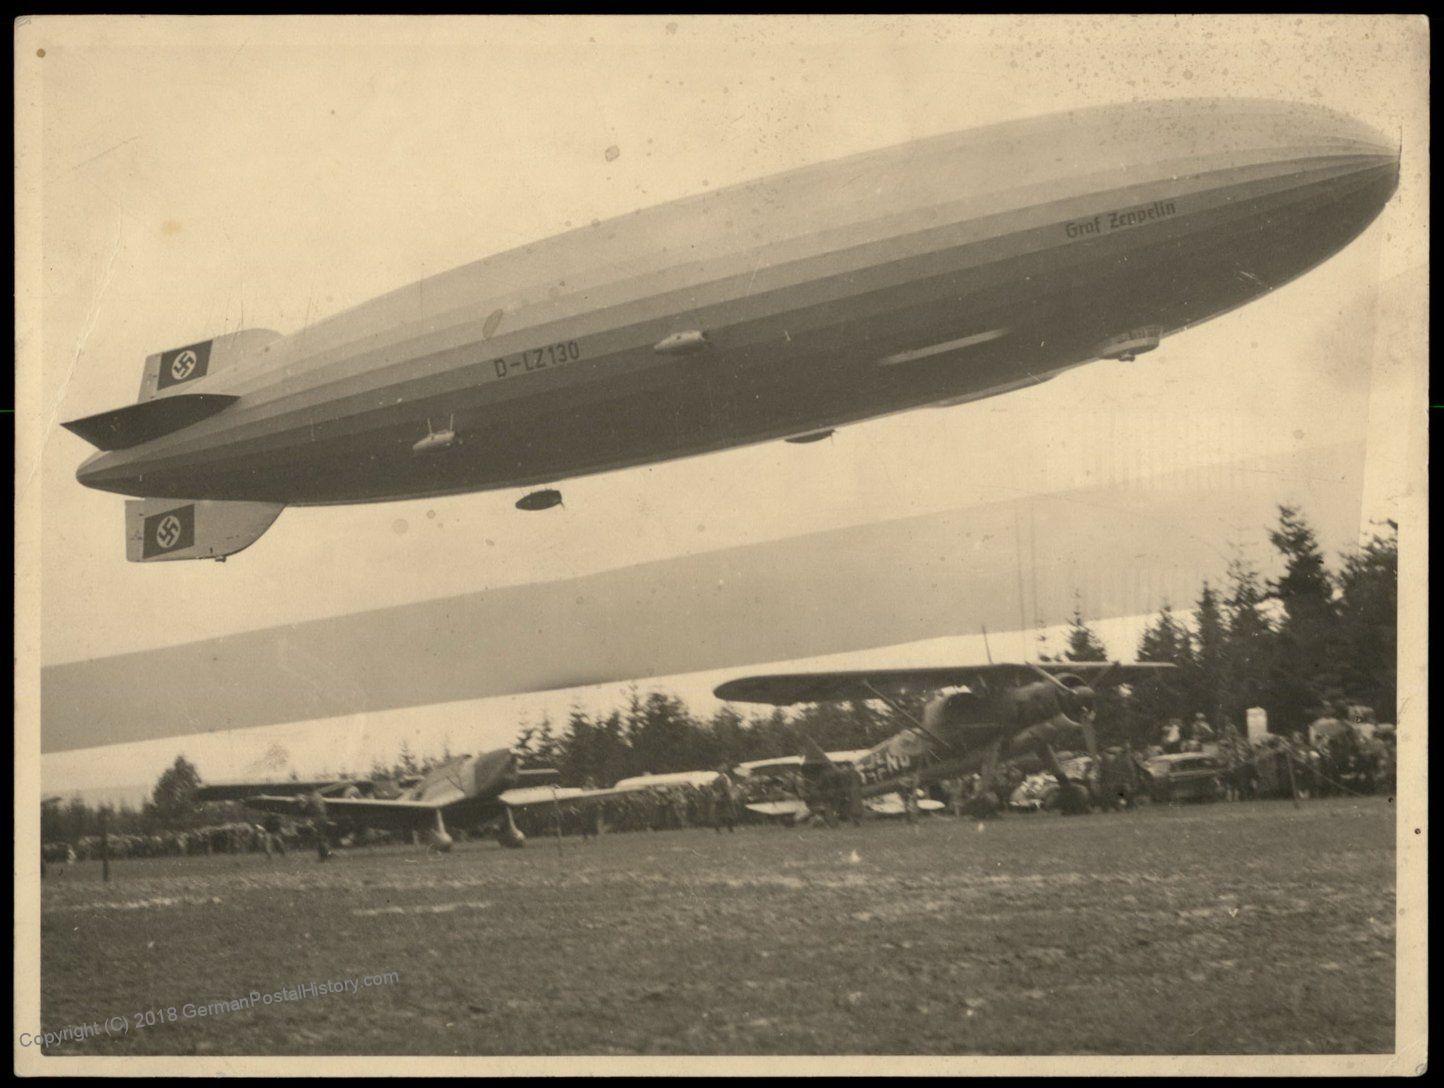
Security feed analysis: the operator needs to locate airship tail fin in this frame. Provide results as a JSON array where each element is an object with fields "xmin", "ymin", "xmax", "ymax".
[
  {"xmin": 64, "ymin": 327, "xmax": 282, "ymax": 450},
  {"xmin": 62, "ymin": 394, "xmax": 240, "ymax": 451},
  {"xmin": 124, "ymin": 498, "xmax": 285, "ymax": 562},
  {"xmin": 136, "ymin": 328, "xmax": 281, "ymax": 402}
]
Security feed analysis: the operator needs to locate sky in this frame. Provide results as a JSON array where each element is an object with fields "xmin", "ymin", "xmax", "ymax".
[{"xmin": 17, "ymin": 15, "xmax": 1428, "ymax": 797}]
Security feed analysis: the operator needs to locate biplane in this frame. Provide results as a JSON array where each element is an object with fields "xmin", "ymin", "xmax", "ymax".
[{"xmin": 715, "ymin": 661, "xmax": 1174, "ymax": 817}]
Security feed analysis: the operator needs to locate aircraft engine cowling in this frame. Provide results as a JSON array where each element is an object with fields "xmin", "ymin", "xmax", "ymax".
[
  {"xmin": 300, "ymin": 791, "xmax": 328, "ymax": 819},
  {"xmin": 1011, "ymin": 675, "xmax": 1096, "ymax": 727}
]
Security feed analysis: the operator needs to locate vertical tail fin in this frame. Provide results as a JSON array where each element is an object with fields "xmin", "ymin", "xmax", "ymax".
[
  {"xmin": 125, "ymin": 499, "xmax": 285, "ymax": 562},
  {"xmin": 800, "ymin": 737, "xmax": 837, "ymax": 769},
  {"xmin": 137, "ymin": 329, "xmax": 280, "ymax": 401}
]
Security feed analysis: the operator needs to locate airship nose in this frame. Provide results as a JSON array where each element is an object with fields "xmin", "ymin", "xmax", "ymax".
[
  {"xmin": 1295, "ymin": 105, "xmax": 1400, "ymax": 193},
  {"xmin": 1333, "ymin": 117, "xmax": 1401, "ymax": 189},
  {"xmin": 1331, "ymin": 132, "xmax": 1402, "ymax": 220},
  {"xmin": 1255, "ymin": 103, "xmax": 1401, "ymax": 251}
]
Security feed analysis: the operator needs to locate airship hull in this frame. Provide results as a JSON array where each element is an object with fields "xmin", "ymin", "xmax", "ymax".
[{"xmin": 75, "ymin": 99, "xmax": 1397, "ymax": 507}]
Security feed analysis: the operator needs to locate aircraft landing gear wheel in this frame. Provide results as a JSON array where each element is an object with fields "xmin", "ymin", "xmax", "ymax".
[
  {"xmin": 969, "ymin": 791, "xmax": 1002, "ymax": 818},
  {"xmin": 1057, "ymin": 784, "xmax": 1091, "ymax": 816}
]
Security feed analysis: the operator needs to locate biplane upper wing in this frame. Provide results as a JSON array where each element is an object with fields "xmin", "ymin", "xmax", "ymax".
[
  {"xmin": 714, "ymin": 667, "xmax": 1009, "ymax": 705},
  {"xmin": 1031, "ymin": 661, "xmax": 1178, "ymax": 686},
  {"xmin": 713, "ymin": 661, "xmax": 1175, "ymax": 705}
]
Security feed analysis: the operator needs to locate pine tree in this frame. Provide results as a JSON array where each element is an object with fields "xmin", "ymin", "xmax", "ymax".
[
  {"xmin": 1062, "ymin": 598, "xmax": 1110, "ymax": 662},
  {"xmin": 41, "ymin": 799, "xmax": 64, "ymax": 844},
  {"xmin": 625, "ymin": 692, "xmax": 696, "ymax": 774},
  {"xmin": 1266, "ymin": 505, "xmax": 1343, "ymax": 732},
  {"xmin": 1336, "ymin": 520, "xmax": 1398, "ymax": 720},
  {"xmin": 1221, "ymin": 555, "xmax": 1274, "ymax": 730},
  {"xmin": 1133, "ymin": 602, "xmax": 1194, "ymax": 727},
  {"xmin": 530, "ymin": 715, "xmax": 560, "ymax": 768},
  {"xmin": 1192, "ymin": 580, "xmax": 1227, "ymax": 727},
  {"xmin": 706, "ymin": 705, "xmax": 751, "ymax": 769},
  {"xmin": 592, "ymin": 709, "xmax": 632, "ymax": 785},
  {"xmin": 64, "ymin": 796, "xmax": 88, "ymax": 843},
  {"xmin": 1137, "ymin": 602, "xmax": 1194, "ymax": 666},
  {"xmin": 146, "ymin": 755, "xmax": 203, "ymax": 831},
  {"xmin": 1054, "ymin": 596, "xmax": 1125, "ymax": 743}
]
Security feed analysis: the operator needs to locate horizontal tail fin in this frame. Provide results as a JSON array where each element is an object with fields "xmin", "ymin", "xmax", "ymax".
[
  {"xmin": 125, "ymin": 499, "xmax": 285, "ymax": 562},
  {"xmin": 63, "ymin": 394, "xmax": 239, "ymax": 451}
]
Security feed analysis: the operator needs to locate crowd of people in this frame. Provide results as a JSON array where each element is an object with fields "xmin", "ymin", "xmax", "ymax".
[
  {"xmin": 39, "ymin": 819, "xmax": 414, "ymax": 870},
  {"xmin": 1213, "ymin": 722, "xmax": 1397, "ymax": 802},
  {"xmin": 990, "ymin": 707, "xmax": 1398, "ymax": 813},
  {"xmin": 43, "ymin": 822, "xmax": 298, "ymax": 866}
]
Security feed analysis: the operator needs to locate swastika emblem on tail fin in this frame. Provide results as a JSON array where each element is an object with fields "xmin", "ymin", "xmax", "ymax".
[
  {"xmin": 169, "ymin": 350, "xmax": 198, "ymax": 381},
  {"xmin": 141, "ymin": 505, "xmax": 195, "ymax": 558},
  {"xmin": 155, "ymin": 515, "xmax": 183, "ymax": 548},
  {"xmin": 156, "ymin": 341, "xmax": 212, "ymax": 390}
]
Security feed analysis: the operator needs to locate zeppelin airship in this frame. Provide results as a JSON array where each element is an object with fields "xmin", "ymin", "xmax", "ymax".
[{"xmin": 64, "ymin": 98, "xmax": 1399, "ymax": 561}]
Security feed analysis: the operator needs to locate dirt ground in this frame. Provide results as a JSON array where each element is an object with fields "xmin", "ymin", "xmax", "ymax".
[{"xmin": 36, "ymin": 796, "xmax": 1394, "ymax": 1056}]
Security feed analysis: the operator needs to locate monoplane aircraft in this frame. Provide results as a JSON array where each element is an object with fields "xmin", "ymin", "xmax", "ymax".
[{"xmin": 196, "ymin": 747, "xmax": 616, "ymax": 852}]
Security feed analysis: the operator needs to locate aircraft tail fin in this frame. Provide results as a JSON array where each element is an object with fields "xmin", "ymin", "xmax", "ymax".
[
  {"xmin": 136, "ymin": 329, "xmax": 280, "ymax": 402},
  {"xmin": 63, "ymin": 394, "xmax": 240, "ymax": 451},
  {"xmin": 125, "ymin": 498, "xmax": 285, "ymax": 562},
  {"xmin": 800, "ymin": 737, "xmax": 837, "ymax": 769},
  {"xmin": 63, "ymin": 328, "xmax": 281, "ymax": 450}
]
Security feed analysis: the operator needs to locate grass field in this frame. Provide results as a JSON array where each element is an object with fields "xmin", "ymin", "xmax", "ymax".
[{"xmin": 38, "ymin": 796, "xmax": 1394, "ymax": 1056}]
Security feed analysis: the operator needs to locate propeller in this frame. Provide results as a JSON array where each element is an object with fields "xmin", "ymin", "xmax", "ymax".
[
  {"xmin": 1079, "ymin": 716, "xmax": 1100, "ymax": 784},
  {"xmin": 1026, "ymin": 665, "xmax": 1101, "ymax": 800},
  {"xmin": 1026, "ymin": 663, "xmax": 1096, "ymax": 720}
]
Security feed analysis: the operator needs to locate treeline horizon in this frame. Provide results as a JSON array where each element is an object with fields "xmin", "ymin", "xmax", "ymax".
[{"xmin": 45, "ymin": 504, "xmax": 1395, "ymax": 842}]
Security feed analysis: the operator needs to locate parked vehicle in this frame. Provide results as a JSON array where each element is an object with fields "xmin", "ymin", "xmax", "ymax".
[{"xmin": 1143, "ymin": 752, "xmax": 1225, "ymax": 803}]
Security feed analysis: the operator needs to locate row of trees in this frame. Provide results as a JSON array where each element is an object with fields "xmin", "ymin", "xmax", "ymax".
[
  {"xmin": 511, "ymin": 689, "xmax": 913, "ymax": 782},
  {"xmin": 41, "ymin": 755, "xmax": 209, "ymax": 844},
  {"xmin": 47, "ymin": 504, "xmax": 1394, "ymax": 841},
  {"xmin": 1049, "ymin": 507, "xmax": 1397, "ymax": 744}
]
